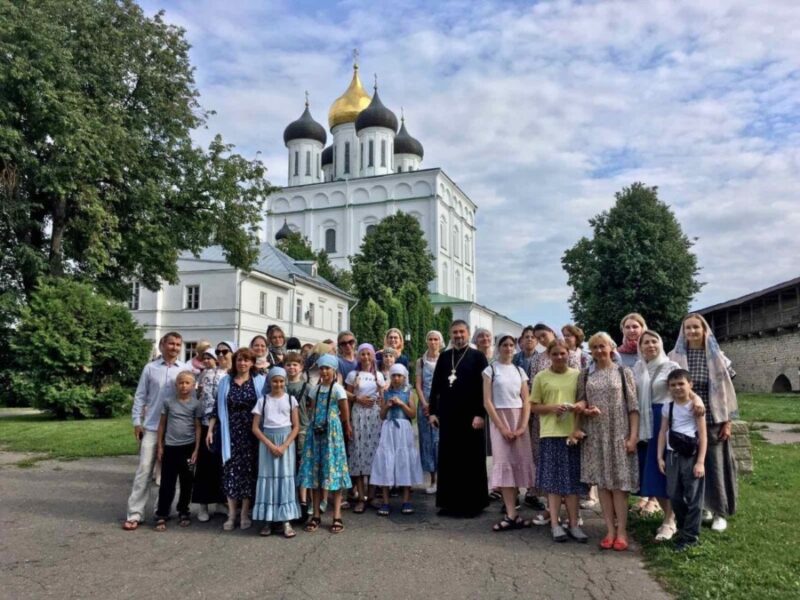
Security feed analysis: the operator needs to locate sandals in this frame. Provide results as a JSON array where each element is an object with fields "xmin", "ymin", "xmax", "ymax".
[
  {"xmin": 154, "ymin": 519, "xmax": 167, "ymax": 532},
  {"xmin": 304, "ymin": 517, "xmax": 321, "ymax": 532},
  {"xmin": 377, "ymin": 504, "xmax": 391, "ymax": 517},
  {"xmin": 330, "ymin": 518, "xmax": 344, "ymax": 534},
  {"xmin": 613, "ymin": 538, "xmax": 629, "ymax": 551},
  {"xmin": 488, "ymin": 490, "xmax": 503, "ymax": 502},
  {"xmin": 599, "ymin": 536, "xmax": 615, "ymax": 550},
  {"xmin": 401, "ymin": 503, "xmax": 414, "ymax": 515},
  {"xmin": 259, "ymin": 525, "xmax": 273, "ymax": 537},
  {"xmin": 179, "ymin": 514, "xmax": 191, "ymax": 528},
  {"xmin": 353, "ymin": 500, "xmax": 366, "ymax": 514},
  {"xmin": 283, "ymin": 523, "xmax": 296, "ymax": 539},
  {"xmin": 493, "ymin": 515, "xmax": 525, "ymax": 532},
  {"xmin": 122, "ymin": 520, "xmax": 140, "ymax": 531}
]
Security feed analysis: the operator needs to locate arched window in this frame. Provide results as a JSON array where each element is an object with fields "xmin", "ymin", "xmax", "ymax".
[
  {"xmin": 344, "ymin": 142, "xmax": 350, "ymax": 174},
  {"xmin": 455, "ymin": 269, "xmax": 461, "ymax": 297},
  {"xmin": 465, "ymin": 236, "xmax": 472, "ymax": 265},
  {"xmin": 293, "ymin": 151, "xmax": 299, "ymax": 176},
  {"xmin": 440, "ymin": 219, "xmax": 447, "ymax": 249},
  {"xmin": 368, "ymin": 140, "xmax": 374, "ymax": 167},
  {"xmin": 441, "ymin": 262, "xmax": 448, "ymax": 294},
  {"xmin": 305, "ymin": 150, "xmax": 311, "ymax": 176},
  {"xmin": 466, "ymin": 276, "xmax": 473, "ymax": 300},
  {"xmin": 360, "ymin": 143, "xmax": 364, "ymax": 170},
  {"xmin": 397, "ymin": 165, "xmax": 402, "ymax": 172},
  {"xmin": 380, "ymin": 140, "xmax": 386, "ymax": 167},
  {"xmin": 453, "ymin": 226, "xmax": 460, "ymax": 258},
  {"xmin": 325, "ymin": 228, "xmax": 336, "ymax": 253},
  {"xmin": 366, "ymin": 224, "xmax": 377, "ymax": 236}
]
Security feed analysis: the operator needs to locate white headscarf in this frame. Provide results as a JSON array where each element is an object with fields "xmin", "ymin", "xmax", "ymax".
[{"xmin": 633, "ymin": 331, "xmax": 674, "ymax": 441}]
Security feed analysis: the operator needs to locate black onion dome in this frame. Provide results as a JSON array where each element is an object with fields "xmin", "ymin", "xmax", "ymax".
[
  {"xmin": 283, "ymin": 105, "xmax": 327, "ymax": 145},
  {"xmin": 393, "ymin": 119, "xmax": 424, "ymax": 158},
  {"xmin": 321, "ymin": 145, "xmax": 333, "ymax": 166},
  {"xmin": 275, "ymin": 219, "xmax": 293, "ymax": 241},
  {"xmin": 354, "ymin": 89, "xmax": 398, "ymax": 133}
]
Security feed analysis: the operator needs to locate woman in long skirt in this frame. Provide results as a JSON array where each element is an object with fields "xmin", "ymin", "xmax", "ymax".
[
  {"xmin": 483, "ymin": 334, "xmax": 535, "ymax": 531},
  {"xmin": 370, "ymin": 364, "xmax": 423, "ymax": 515},
  {"xmin": 414, "ymin": 330, "xmax": 443, "ymax": 494},
  {"xmin": 251, "ymin": 367, "xmax": 301, "ymax": 538}
]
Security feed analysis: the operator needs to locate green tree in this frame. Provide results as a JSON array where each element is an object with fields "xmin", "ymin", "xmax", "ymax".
[
  {"xmin": 561, "ymin": 182, "xmax": 702, "ymax": 344},
  {"xmin": 0, "ymin": 0, "xmax": 274, "ymax": 301},
  {"xmin": 434, "ymin": 307, "xmax": 454, "ymax": 342},
  {"xmin": 10, "ymin": 278, "xmax": 152, "ymax": 418},
  {"xmin": 275, "ymin": 230, "xmax": 352, "ymax": 292},
  {"xmin": 351, "ymin": 212, "xmax": 435, "ymax": 299},
  {"xmin": 350, "ymin": 298, "xmax": 389, "ymax": 347}
]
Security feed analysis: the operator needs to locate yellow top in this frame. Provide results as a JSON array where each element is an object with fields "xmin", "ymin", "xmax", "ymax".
[
  {"xmin": 328, "ymin": 66, "xmax": 372, "ymax": 129},
  {"xmin": 530, "ymin": 368, "xmax": 580, "ymax": 438}
]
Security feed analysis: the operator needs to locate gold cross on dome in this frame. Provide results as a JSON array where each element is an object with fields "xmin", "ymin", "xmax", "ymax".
[{"xmin": 353, "ymin": 48, "xmax": 359, "ymax": 67}]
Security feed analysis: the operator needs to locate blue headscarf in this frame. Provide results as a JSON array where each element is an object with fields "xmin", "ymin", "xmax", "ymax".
[
  {"xmin": 268, "ymin": 366, "xmax": 287, "ymax": 381},
  {"xmin": 316, "ymin": 354, "xmax": 338, "ymax": 370}
]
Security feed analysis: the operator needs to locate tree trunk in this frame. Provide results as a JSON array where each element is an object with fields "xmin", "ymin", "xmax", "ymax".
[{"xmin": 48, "ymin": 196, "xmax": 66, "ymax": 276}]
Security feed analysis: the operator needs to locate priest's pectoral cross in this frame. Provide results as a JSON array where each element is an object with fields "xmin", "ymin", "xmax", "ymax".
[{"xmin": 448, "ymin": 370, "xmax": 457, "ymax": 387}]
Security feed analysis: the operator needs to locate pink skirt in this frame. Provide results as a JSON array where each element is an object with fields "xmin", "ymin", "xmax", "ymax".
[{"xmin": 489, "ymin": 408, "xmax": 535, "ymax": 488}]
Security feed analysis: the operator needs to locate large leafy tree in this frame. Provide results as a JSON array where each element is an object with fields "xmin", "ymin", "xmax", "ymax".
[
  {"xmin": 351, "ymin": 211, "xmax": 435, "ymax": 299},
  {"xmin": 10, "ymin": 278, "xmax": 152, "ymax": 418},
  {"xmin": 0, "ymin": 0, "xmax": 274, "ymax": 301},
  {"xmin": 275, "ymin": 230, "xmax": 352, "ymax": 292},
  {"xmin": 561, "ymin": 182, "xmax": 702, "ymax": 344}
]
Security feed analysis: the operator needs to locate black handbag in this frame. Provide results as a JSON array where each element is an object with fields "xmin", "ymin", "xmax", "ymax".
[{"xmin": 668, "ymin": 401, "xmax": 698, "ymax": 458}]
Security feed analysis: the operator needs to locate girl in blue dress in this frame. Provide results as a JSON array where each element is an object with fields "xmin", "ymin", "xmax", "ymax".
[{"xmin": 298, "ymin": 354, "xmax": 353, "ymax": 533}]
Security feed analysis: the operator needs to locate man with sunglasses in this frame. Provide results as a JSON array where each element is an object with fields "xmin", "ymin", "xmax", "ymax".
[{"xmin": 336, "ymin": 331, "xmax": 359, "ymax": 381}]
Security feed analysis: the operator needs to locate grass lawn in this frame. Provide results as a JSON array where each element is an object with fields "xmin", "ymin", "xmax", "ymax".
[
  {"xmin": 632, "ymin": 434, "xmax": 800, "ymax": 600},
  {"xmin": 0, "ymin": 414, "xmax": 137, "ymax": 460},
  {"xmin": 737, "ymin": 392, "xmax": 800, "ymax": 424}
]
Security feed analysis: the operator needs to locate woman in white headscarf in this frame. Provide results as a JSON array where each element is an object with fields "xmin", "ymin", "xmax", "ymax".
[
  {"xmin": 669, "ymin": 313, "xmax": 738, "ymax": 533},
  {"xmin": 634, "ymin": 331, "xmax": 701, "ymax": 541}
]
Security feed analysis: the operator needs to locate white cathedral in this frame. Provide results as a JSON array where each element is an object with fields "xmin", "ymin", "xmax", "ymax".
[{"xmin": 265, "ymin": 59, "xmax": 520, "ymax": 335}]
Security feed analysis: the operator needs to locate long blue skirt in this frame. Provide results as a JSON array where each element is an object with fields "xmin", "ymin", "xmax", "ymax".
[
  {"xmin": 253, "ymin": 426, "xmax": 301, "ymax": 523},
  {"xmin": 640, "ymin": 403, "xmax": 668, "ymax": 498},
  {"xmin": 417, "ymin": 400, "xmax": 439, "ymax": 473}
]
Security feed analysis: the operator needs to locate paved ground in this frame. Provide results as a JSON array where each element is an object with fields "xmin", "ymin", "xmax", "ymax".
[
  {"xmin": 0, "ymin": 455, "xmax": 670, "ymax": 600},
  {"xmin": 753, "ymin": 422, "xmax": 800, "ymax": 445}
]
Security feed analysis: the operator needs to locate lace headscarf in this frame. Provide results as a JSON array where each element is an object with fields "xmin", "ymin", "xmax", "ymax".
[{"xmin": 668, "ymin": 314, "xmax": 737, "ymax": 423}]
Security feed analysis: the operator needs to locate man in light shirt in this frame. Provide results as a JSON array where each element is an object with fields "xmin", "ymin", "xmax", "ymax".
[{"xmin": 123, "ymin": 331, "xmax": 187, "ymax": 530}]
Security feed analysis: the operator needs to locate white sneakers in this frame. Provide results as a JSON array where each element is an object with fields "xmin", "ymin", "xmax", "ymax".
[
  {"xmin": 655, "ymin": 522, "xmax": 676, "ymax": 541},
  {"xmin": 425, "ymin": 485, "xmax": 437, "ymax": 495},
  {"xmin": 197, "ymin": 504, "xmax": 210, "ymax": 522},
  {"xmin": 711, "ymin": 515, "xmax": 728, "ymax": 532},
  {"xmin": 702, "ymin": 509, "xmax": 714, "ymax": 524}
]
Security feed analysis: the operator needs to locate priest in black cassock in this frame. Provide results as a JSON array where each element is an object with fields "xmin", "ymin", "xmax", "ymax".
[{"xmin": 428, "ymin": 319, "xmax": 490, "ymax": 517}]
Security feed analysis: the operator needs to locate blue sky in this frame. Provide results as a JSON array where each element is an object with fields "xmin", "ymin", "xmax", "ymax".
[{"xmin": 140, "ymin": 0, "xmax": 800, "ymax": 331}]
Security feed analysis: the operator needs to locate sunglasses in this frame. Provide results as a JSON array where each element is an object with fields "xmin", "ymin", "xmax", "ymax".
[
  {"xmin": 216, "ymin": 349, "xmax": 230, "ymax": 356},
  {"xmin": 338, "ymin": 339, "xmax": 355, "ymax": 346}
]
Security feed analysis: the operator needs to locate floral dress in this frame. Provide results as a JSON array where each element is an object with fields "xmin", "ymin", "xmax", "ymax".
[
  {"xmin": 220, "ymin": 378, "xmax": 260, "ymax": 500},
  {"xmin": 298, "ymin": 383, "xmax": 352, "ymax": 491},
  {"xmin": 346, "ymin": 370, "xmax": 385, "ymax": 476},
  {"xmin": 577, "ymin": 366, "xmax": 639, "ymax": 492}
]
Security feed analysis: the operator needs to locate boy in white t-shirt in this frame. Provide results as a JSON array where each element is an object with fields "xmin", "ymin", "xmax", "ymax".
[{"xmin": 657, "ymin": 369, "xmax": 708, "ymax": 552}]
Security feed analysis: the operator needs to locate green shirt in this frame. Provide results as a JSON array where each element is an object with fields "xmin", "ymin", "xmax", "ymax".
[{"xmin": 530, "ymin": 368, "xmax": 580, "ymax": 438}]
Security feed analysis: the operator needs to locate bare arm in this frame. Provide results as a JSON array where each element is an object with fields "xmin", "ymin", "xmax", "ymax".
[
  {"xmin": 694, "ymin": 413, "xmax": 708, "ymax": 478},
  {"xmin": 285, "ymin": 407, "xmax": 300, "ymax": 447},
  {"xmin": 657, "ymin": 413, "xmax": 668, "ymax": 474}
]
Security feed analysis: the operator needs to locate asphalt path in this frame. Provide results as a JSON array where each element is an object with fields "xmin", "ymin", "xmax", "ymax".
[{"xmin": 0, "ymin": 455, "xmax": 670, "ymax": 599}]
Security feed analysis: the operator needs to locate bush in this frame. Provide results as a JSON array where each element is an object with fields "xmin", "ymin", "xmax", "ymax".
[{"xmin": 10, "ymin": 278, "xmax": 151, "ymax": 418}]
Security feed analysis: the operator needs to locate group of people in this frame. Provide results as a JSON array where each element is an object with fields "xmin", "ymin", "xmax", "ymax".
[{"xmin": 121, "ymin": 313, "xmax": 738, "ymax": 552}]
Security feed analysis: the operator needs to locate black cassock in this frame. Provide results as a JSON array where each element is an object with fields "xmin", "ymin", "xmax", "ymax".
[{"xmin": 429, "ymin": 346, "xmax": 489, "ymax": 517}]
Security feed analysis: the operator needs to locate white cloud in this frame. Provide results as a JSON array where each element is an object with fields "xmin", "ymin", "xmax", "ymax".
[{"xmin": 141, "ymin": 0, "xmax": 800, "ymax": 332}]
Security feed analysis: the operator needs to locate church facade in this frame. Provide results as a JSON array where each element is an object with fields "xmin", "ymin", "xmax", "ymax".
[{"xmin": 265, "ymin": 59, "xmax": 519, "ymax": 335}]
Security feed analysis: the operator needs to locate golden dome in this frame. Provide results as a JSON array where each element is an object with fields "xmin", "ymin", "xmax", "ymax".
[{"xmin": 328, "ymin": 65, "xmax": 372, "ymax": 129}]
